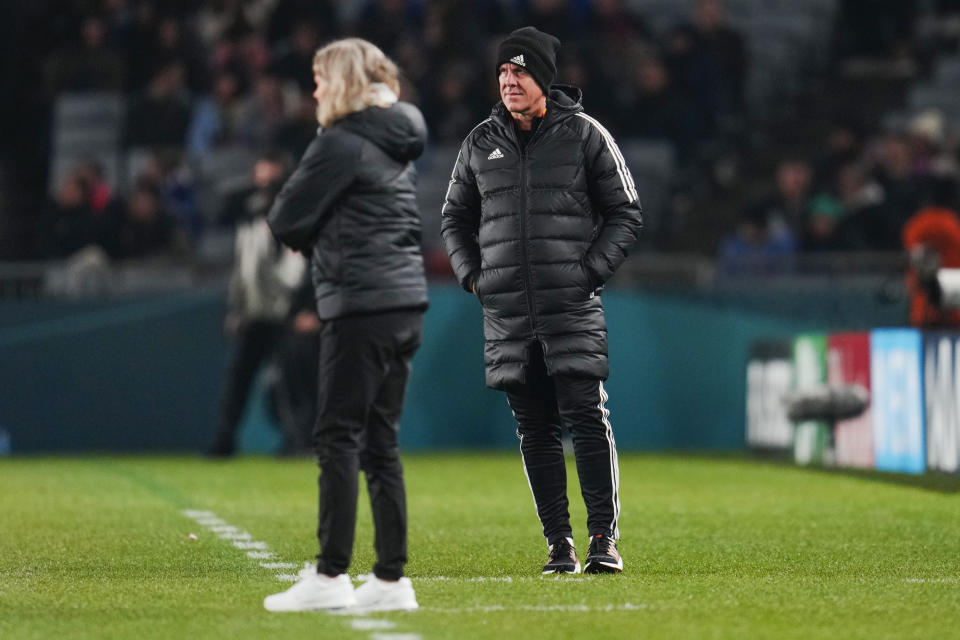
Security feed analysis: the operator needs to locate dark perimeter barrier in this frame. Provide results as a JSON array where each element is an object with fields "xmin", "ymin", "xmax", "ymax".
[{"xmin": 0, "ymin": 283, "xmax": 905, "ymax": 454}]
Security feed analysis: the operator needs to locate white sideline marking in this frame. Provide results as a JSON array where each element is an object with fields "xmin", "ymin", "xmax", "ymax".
[
  {"xmin": 209, "ymin": 525, "xmax": 239, "ymax": 533},
  {"xmin": 417, "ymin": 576, "xmax": 514, "ymax": 583},
  {"xmin": 182, "ymin": 509, "xmax": 290, "ymax": 581},
  {"xmin": 232, "ymin": 541, "xmax": 268, "ymax": 550},
  {"xmin": 370, "ymin": 634, "xmax": 421, "ymax": 640},
  {"xmin": 217, "ymin": 531, "xmax": 252, "ymax": 540},
  {"xmin": 352, "ymin": 619, "xmax": 396, "ymax": 631},
  {"xmin": 904, "ymin": 578, "xmax": 958, "ymax": 583},
  {"xmin": 415, "ymin": 576, "xmax": 588, "ymax": 583},
  {"xmin": 420, "ymin": 603, "xmax": 647, "ymax": 613},
  {"xmin": 183, "ymin": 510, "xmax": 215, "ymax": 518}
]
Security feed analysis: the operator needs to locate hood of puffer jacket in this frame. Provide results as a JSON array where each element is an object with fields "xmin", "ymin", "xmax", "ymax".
[
  {"xmin": 337, "ymin": 101, "xmax": 427, "ymax": 162},
  {"xmin": 491, "ymin": 83, "xmax": 583, "ymax": 122}
]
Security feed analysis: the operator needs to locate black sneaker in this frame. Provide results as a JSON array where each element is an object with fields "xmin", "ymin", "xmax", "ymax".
[
  {"xmin": 584, "ymin": 534, "xmax": 623, "ymax": 574},
  {"xmin": 542, "ymin": 537, "xmax": 581, "ymax": 574}
]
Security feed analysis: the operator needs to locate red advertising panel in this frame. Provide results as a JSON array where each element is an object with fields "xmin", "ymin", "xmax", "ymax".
[{"xmin": 827, "ymin": 332, "xmax": 873, "ymax": 469}]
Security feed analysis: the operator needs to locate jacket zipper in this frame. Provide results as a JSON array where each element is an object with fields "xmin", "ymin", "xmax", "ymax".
[
  {"xmin": 517, "ymin": 116, "xmax": 549, "ymax": 339},
  {"xmin": 518, "ymin": 146, "xmax": 538, "ymax": 337}
]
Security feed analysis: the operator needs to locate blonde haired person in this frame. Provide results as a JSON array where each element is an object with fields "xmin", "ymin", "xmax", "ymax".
[{"xmin": 263, "ymin": 38, "xmax": 428, "ymax": 613}]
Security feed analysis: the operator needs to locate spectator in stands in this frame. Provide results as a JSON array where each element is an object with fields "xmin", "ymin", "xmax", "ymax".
[
  {"xmin": 207, "ymin": 149, "xmax": 309, "ymax": 457},
  {"xmin": 584, "ymin": 0, "xmax": 652, "ymax": 45},
  {"xmin": 684, "ymin": 0, "xmax": 747, "ymax": 123},
  {"xmin": 265, "ymin": 0, "xmax": 340, "ymax": 48},
  {"xmin": 812, "ymin": 122, "xmax": 862, "ymax": 192},
  {"xmin": 208, "ymin": 24, "xmax": 271, "ymax": 95},
  {"xmin": 124, "ymin": 61, "xmax": 192, "ymax": 150},
  {"xmin": 41, "ymin": 159, "xmax": 123, "ymax": 258},
  {"xmin": 44, "ymin": 173, "xmax": 110, "ymax": 258},
  {"xmin": 832, "ymin": 161, "xmax": 890, "ymax": 250},
  {"xmin": 43, "ymin": 13, "xmax": 125, "ymax": 95},
  {"xmin": 907, "ymin": 109, "xmax": 947, "ymax": 177},
  {"xmin": 109, "ymin": 178, "xmax": 184, "ymax": 259},
  {"xmin": 903, "ymin": 175, "xmax": 960, "ymax": 327},
  {"xmin": 748, "ymin": 158, "xmax": 813, "ymax": 238},
  {"xmin": 237, "ymin": 73, "xmax": 288, "ymax": 150},
  {"xmin": 195, "ymin": 0, "xmax": 260, "ymax": 50},
  {"xmin": 270, "ymin": 22, "xmax": 323, "ymax": 94},
  {"xmin": 117, "ymin": 2, "xmax": 162, "ymax": 92},
  {"xmin": 397, "ymin": 1, "xmax": 485, "ymax": 104},
  {"xmin": 800, "ymin": 194, "xmax": 846, "ymax": 252},
  {"xmin": 556, "ymin": 45, "xmax": 617, "ymax": 127},
  {"xmin": 187, "ymin": 70, "xmax": 244, "ymax": 156},
  {"xmin": 871, "ymin": 134, "xmax": 923, "ymax": 249},
  {"xmin": 150, "ymin": 15, "xmax": 209, "ymax": 93},
  {"xmin": 272, "ymin": 92, "xmax": 320, "ymax": 161},
  {"xmin": 717, "ymin": 204, "xmax": 796, "ymax": 276},
  {"xmin": 114, "ymin": 10, "xmax": 209, "ymax": 91},
  {"xmin": 620, "ymin": 55, "xmax": 700, "ymax": 164},
  {"xmin": 356, "ymin": 0, "xmax": 423, "ymax": 56},
  {"xmin": 421, "ymin": 62, "xmax": 478, "ymax": 143},
  {"xmin": 833, "ymin": 0, "xmax": 918, "ymax": 64},
  {"xmin": 101, "ymin": 0, "xmax": 138, "ymax": 46},
  {"xmin": 72, "ymin": 159, "xmax": 113, "ymax": 214},
  {"xmin": 520, "ymin": 0, "xmax": 577, "ymax": 44},
  {"xmin": 420, "ymin": 0, "xmax": 508, "ymax": 60},
  {"xmin": 391, "ymin": 33, "xmax": 430, "ymax": 104},
  {"xmin": 16, "ymin": 0, "xmax": 929, "ymax": 265},
  {"xmin": 662, "ymin": 23, "xmax": 722, "ymax": 138},
  {"xmin": 136, "ymin": 151, "xmax": 202, "ymax": 241}
]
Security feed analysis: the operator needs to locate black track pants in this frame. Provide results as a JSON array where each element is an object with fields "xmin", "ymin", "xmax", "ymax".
[
  {"xmin": 505, "ymin": 342, "xmax": 621, "ymax": 546},
  {"xmin": 210, "ymin": 320, "xmax": 285, "ymax": 454},
  {"xmin": 313, "ymin": 309, "xmax": 422, "ymax": 581}
]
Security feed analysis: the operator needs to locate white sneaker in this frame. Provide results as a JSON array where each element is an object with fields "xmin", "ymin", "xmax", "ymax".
[
  {"xmin": 352, "ymin": 576, "xmax": 419, "ymax": 612},
  {"xmin": 263, "ymin": 563, "xmax": 357, "ymax": 612}
]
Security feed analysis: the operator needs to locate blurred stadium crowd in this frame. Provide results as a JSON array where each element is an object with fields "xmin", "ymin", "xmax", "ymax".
[{"xmin": 0, "ymin": 0, "xmax": 959, "ymax": 285}]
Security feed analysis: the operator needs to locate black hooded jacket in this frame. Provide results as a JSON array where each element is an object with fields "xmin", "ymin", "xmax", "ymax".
[
  {"xmin": 268, "ymin": 101, "xmax": 429, "ymax": 320},
  {"xmin": 441, "ymin": 86, "xmax": 643, "ymax": 389}
]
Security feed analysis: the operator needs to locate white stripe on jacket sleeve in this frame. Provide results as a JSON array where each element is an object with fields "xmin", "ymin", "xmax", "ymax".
[{"xmin": 576, "ymin": 112, "xmax": 638, "ymax": 204}]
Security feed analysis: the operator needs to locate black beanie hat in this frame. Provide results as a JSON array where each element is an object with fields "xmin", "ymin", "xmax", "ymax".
[{"xmin": 496, "ymin": 26, "xmax": 561, "ymax": 93}]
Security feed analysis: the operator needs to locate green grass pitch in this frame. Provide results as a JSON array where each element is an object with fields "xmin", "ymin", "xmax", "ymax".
[{"xmin": 1, "ymin": 453, "xmax": 959, "ymax": 639}]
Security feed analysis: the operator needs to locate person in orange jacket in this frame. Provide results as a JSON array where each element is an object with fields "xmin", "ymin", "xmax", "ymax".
[{"xmin": 903, "ymin": 175, "xmax": 960, "ymax": 327}]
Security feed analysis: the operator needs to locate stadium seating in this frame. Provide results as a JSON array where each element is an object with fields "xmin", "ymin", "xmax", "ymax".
[{"xmin": 49, "ymin": 92, "xmax": 123, "ymax": 195}]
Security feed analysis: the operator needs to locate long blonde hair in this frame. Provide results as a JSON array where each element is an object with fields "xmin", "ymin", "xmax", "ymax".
[{"xmin": 312, "ymin": 38, "xmax": 400, "ymax": 127}]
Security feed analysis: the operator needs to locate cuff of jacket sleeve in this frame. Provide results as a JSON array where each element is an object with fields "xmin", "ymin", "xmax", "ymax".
[
  {"xmin": 464, "ymin": 270, "xmax": 480, "ymax": 294},
  {"xmin": 581, "ymin": 259, "xmax": 602, "ymax": 290}
]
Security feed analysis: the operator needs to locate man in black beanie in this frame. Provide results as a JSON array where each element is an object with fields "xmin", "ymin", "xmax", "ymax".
[{"xmin": 442, "ymin": 26, "xmax": 643, "ymax": 575}]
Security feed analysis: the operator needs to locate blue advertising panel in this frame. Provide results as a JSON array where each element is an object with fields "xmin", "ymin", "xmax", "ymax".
[{"xmin": 870, "ymin": 329, "xmax": 925, "ymax": 474}]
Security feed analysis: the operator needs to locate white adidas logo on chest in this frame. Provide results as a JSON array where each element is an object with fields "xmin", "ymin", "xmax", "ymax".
[{"xmin": 487, "ymin": 148, "xmax": 504, "ymax": 160}]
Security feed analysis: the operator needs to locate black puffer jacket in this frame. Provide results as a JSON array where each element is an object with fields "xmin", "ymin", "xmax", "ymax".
[
  {"xmin": 441, "ymin": 86, "xmax": 643, "ymax": 389},
  {"xmin": 268, "ymin": 101, "xmax": 429, "ymax": 320}
]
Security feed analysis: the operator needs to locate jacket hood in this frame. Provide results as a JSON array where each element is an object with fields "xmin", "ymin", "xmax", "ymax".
[
  {"xmin": 337, "ymin": 101, "xmax": 427, "ymax": 162},
  {"xmin": 491, "ymin": 83, "xmax": 583, "ymax": 122},
  {"xmin": 547, "ymin": 84, "xmax": 583, "ymax": 112}
]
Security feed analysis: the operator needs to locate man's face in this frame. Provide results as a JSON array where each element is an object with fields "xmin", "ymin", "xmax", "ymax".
[{"xmin": 498, "ymin": 62, "xmax": 544, "ymax": 116}]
